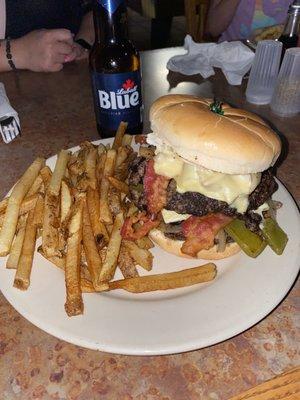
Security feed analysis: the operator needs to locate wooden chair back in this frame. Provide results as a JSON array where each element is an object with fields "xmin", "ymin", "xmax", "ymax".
[{"xmin": 185, "ymin": 0, "xmax": 210, "ymax": 42}]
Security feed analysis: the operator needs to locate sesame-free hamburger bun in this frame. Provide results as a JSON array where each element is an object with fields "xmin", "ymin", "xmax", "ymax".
[
  {"xmin": 149, "ymin": 228, "xmax": 241, "ymax": 260},
  {"xmin": 150, "ymin": 94, "xmax": 281, "ymax": 174}
]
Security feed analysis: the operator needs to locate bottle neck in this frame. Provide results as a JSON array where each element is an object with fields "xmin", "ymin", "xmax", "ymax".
[
  {"xmin": 93, "ymin": 0, "xmax": 128, "ymax": 45},
  {"xmin": 282, "ymin": 8, "xmax": 300, "ymax": 37}
]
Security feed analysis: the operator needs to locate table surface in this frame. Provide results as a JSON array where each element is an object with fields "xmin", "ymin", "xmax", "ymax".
[{"xmin": 0, "ymin": 48, "xmax": 299, "ymax": 400}]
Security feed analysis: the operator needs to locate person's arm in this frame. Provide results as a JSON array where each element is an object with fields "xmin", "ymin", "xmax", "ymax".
[
  {"xmin": 205, "ymin": 0, "xmax": 241, "ymax": 39},
  {"xmin": 73, "ymin": 11, "xmax": 94, "ymax": 60},
  {"xmin": 0, "ymin": 29, "xmax": 78, "ymax": 72},
  {"xmin": 76, "ymin": 11, "xmax": 94, "ymax": 45}
]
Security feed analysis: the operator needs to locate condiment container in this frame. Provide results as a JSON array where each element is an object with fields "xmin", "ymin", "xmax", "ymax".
[
  {"xmin": 246, "ymin": 40, "xmax": 282, "ymax": 105},
  {"xmin": 270, "ymin": 47, "xmax": 300, "ymax": 117}
]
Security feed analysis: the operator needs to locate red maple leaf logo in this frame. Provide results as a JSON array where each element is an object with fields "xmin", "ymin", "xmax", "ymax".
[{"xmin": 122, "ymin": 79, "xmax": 135, "ymax": 90}]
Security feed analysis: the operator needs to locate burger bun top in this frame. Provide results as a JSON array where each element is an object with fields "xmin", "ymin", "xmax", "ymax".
[{"xmin": 150, "ymin": 95, "xmax": 281, "ymax": 174}]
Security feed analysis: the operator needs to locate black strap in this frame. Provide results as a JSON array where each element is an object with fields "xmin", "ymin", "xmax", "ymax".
[
  {"xmin": 75, "ymin": 38, "xmax": 92, "ymax": 50},
  {"xmin": 6, "ymin": 38, "xmax": 17, "ymax": 71}
]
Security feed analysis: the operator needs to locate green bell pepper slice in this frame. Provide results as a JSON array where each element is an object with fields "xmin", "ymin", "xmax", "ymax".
[
  {"xmin": 225, "ymin": 219, "xmax": 267, "ymax": 258},
  {"xmin": 261, "ymin": 218, "xmax": 288, "ymax": 255}
]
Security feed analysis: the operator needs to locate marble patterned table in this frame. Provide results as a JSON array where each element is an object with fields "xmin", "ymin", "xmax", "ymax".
[{"xmin": 0, "ymin": 48, "xmax": 299, "ymax": 400}]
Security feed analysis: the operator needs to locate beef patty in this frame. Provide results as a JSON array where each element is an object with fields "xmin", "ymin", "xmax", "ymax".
[{"xmin": 128, "ymin": 156, "xmax": 279, "ymax": 233}]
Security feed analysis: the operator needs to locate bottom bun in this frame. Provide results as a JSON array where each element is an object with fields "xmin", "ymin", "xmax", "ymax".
[{"xmin": 149, "ymin": 229, "xmax": 241, "ymax": 260}]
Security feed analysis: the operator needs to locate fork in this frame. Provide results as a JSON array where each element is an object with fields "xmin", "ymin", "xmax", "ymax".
[{"xmin": 0, "ymin": 116, "xmax": 20, "ymax": 144}]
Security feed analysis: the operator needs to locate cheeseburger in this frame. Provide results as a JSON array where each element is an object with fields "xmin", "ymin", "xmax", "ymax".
[{"xmin": 121, "ymin": 95, "xmax": 288, "ymax": 259}]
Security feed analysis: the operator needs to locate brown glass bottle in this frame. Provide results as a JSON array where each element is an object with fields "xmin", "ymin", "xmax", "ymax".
[
  {"xmin": 89, "ymin": 0, "xmax": 143, "ymax": 138},
  {"xmin": 278, "ymin": 3, "xmax": 300, "ymax": 55}
]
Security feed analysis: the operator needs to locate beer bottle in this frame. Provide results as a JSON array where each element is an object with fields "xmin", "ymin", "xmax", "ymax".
[
  {"xmin": 89, "ymin": 0, "xmax": 143, "ymax": 138},
  {"xmin": 278, "ymin": 2, "xmax": 300, "ymax": 53}
]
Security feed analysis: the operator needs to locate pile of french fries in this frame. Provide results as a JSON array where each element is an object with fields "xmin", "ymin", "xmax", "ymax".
[{"xmin": 0, "ymin": 122, "xmax": 217, "ymax": 317}]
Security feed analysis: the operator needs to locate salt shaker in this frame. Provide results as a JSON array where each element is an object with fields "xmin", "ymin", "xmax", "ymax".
[
  {"xmin": 270, "ymin": 48, "xmax": 300, "ymax": 117},
  {"xmin": 245, "ymin": 40, "xmax": 282, "ymax": 105}
]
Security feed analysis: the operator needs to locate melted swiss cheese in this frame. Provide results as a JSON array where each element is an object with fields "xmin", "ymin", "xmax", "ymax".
[{"xmin": 153, "ymin": 149, "xmax": 261, "ymax": 213}]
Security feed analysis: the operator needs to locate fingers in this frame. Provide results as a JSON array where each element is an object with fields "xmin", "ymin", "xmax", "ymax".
[
  {"xmin": 75, "ymin": 49, "xmax": 89, "ymax": 61},
  {"xmin": 71, "ymin": 43, "xmax": 88, "ymax": 61},
  {"xmin": 63, "ymin": 51, "xmax": 77, "ymax": 63},
  {"xmin": 52, "ymin": 53, "xmax": 66, "ymax": 64},
  {"xmin": 50, "ymin": 63, "xmax": 64, "ymax": 72},
  {"xmin": 54, "ymin": 41, "xmax": 74, "ymax": 56},
  {"xmin": 46, "ymin": 29, "xmax": 74, "ymax": 45},
  {"xmin": 51, "ymin": 38, "xmax": 77, "ymax": 65}
]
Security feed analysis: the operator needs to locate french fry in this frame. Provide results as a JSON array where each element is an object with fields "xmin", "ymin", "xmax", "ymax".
[
  {"xmin": 136, "ymin": 236, "xmax": 154, "ymax": 250},
  {"xmin": 39, "ymin": 166, "xmax": 52, "ymax": 189},
  {"xmin": 42, "ymin": 151, "xmax": 69, "ymax": 257},
  {"xmin": 85, "ymin": 146, "xmax": 97, "ymax": 190},
  {"xmin": 97, "ymin": 151, "xmax": 107, "ymax": 186},
  {"xmin": 80, "ymin": 262, "xmax": 92, "ymax": 280},
  {"xmin": 109, "ymin": 264, "xmax": 217, "ymax": 293},
  {"xmin": 82, "ymin": 202, "xmax": 105, "ymax": 290},
  {"xmin": 118, "ymin": 244, "xmax": 139, "ymax": 278},
  {"xmin": 81, "ymin": 277, "xmax": 97, "ymax": 293},
  {"xmin": 0, "ymin": 157, "xmax": 44, "ymax": 256},
  {"xmin": 6, "ymin": 215, "xmax": 28, "ymax": 269},
  {"xmin": 97, "ymin": 143, "xmax": 106, "ymax": 156},
  {"xmin": 68, "ymin": 150, "xmax": 83, "ymax": 178},
  {"xmin": 87, "ymin": 187, "xmax": 109, "ymax": 246},
  {"xmin": 99, "ymin": 149, "xmax": 116, "ymax": 224},
  {"xmin": 108, "ymin": 176, "xmax": 129, "ymax": 195},
  {"xmin": 0, "ymin": 197, "xmax": 8, "ymax": 213},
  {"xmin": 115, "ymin": 146, "xmax": 131, "ymax": 168},
  {"xmin": 112, "ymin": 121, "xmax": 128, "ymax": 150},
  {"xmin": 64, "ymin": 195, "xmax": 84, "ymax": 317},
  {"xmin": 42, "ymin": 192, "xmax": 60, "ymax": 257},
  {"xmin": 97, "ymin": 212, "xmax": 124, "ymax": 284},
  {"xmin": 139, "ymin": 146, "xmax": 155, "ymax": 159},
  {"xmin": 114, "ymin": 148, "xmax": 133, "ymax": 181},
  {"xmin": 38, "ymin": 246, "xmax": 103, "ymax": 293},
  {"xmin": 108, "ymin": 187, "xmax": 122, "ymax": 216},
  {"xmin": 26, "ymin": 174, "xmax": 43, "ymax": 197},
  {"xmin": 38, "ymin": 246, "xmax": 65, "ymax": 270},
  {"xmin": 123, "ymin": 240, "xmax": 153, "ymax": 271},
  {"xmin": 20, "ymin": 194, "xmax": 39, "ymax": 214},
  {"xmin": 48, "ymin": 150, "xmax": 70, "ymax": 196},
  {"xmin": 122, "ymin": 134, "xmax": 133, "ymax": 147},
  {"xmin": 32, "ymin": 193, "xmax": 45, "ymax": 228},
  {"xmin": 13, "ymin": 206, "xmax": 40, "ymax": 290},
  {"xmin": 61, "ymin": 180, "xmax": 73, "ymax": 225},
  {"xmin": 0, "ymin": 194, "xmax": 38, "ymax": 227}
]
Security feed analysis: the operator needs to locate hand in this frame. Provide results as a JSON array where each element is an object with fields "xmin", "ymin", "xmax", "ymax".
[
  {"xmin": 12, "ymin": 29, "xmax": 77, "ymax": 72},
  {"xmin": 71, "ymin": 42, "xmax": 89, "ymax": 61}
]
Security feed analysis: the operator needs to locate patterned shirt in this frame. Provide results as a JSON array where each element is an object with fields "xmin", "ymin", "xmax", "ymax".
[
  {"xmin": 220, "ymin": 0, "xmax": 292, "ymax": 42},
  {"xmin": 5, "ymin": 0, "xmax": 92, "ymax": 39}
]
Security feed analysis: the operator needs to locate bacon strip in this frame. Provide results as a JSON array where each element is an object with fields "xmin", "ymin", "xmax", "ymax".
[
  {"xmin": 144, "ymin": 159, "xmax": 169, "ymax": 214},
  {"xmin": 134, "ymin": 135, "xmax": 147, "ymax": 144},
  {"xmin": 181, "ymin": 214, "xmax": 233, "ymax": 257},
  {"xmin": 121, "ymin": 212, "xmax": 160, "ymax": 241}
]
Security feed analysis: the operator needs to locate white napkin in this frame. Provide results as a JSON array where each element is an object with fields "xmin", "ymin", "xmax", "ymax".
[
  {"xmin": 0, "ymin": 82, "xmax": 20, "ymax": 143},
  {"xmin": 0, "ymin": 83, "xmax": 19, "ymax": 124},
  {"xmin": 167, "ymin": 35, "xmax": 255, "ymax": 85}
]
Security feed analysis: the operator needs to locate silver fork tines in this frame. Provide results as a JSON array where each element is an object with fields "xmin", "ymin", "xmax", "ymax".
[{"xmin": 0, "ymin": 116, "xmax": 20, "ymax": 143}]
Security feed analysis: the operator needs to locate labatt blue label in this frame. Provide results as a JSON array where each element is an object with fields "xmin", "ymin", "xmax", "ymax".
[
  {"xmin": 97, "ymin": 0, "xmax": 124, "ymax": 14},
  {"xmin": 91, "ymin": 70, "xmax": 143, "ymax": 131}
]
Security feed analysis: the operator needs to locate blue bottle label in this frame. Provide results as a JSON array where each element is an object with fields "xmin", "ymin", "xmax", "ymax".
[
  {"xmin": 91, "ymin": 70, "xmax": 143, "ymax": 131},
  {"xmin": 97, "ymin": 0, "xmax": 124, "ymax": 14}
]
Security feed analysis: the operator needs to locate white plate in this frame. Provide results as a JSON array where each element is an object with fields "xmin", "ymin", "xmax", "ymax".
[{"xmin": 0, "ymin": 139, "xmax": 299, "ymax": 356}]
